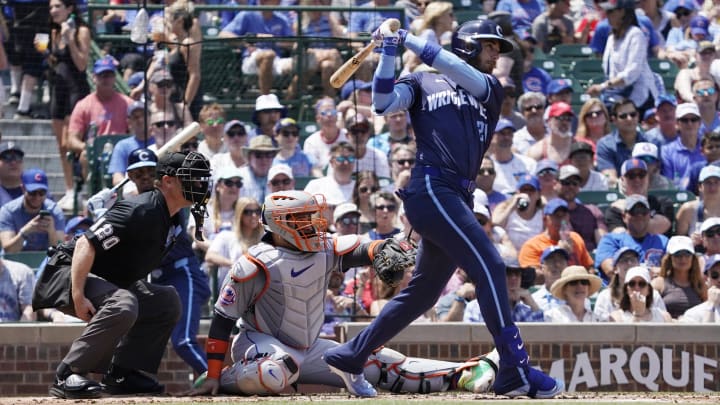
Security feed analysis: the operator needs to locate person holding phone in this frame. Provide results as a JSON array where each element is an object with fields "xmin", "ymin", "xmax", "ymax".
[{"xmin": 0, "ymin": 168, "xmax": 65, "ymax": 253}]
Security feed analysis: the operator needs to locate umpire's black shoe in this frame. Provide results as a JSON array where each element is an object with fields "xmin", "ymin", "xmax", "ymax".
[
  {"xmin": 50, "ymin": 373, "xmax": 102, "ymax": 399},
  {"xmin": 102, "ymin": 368, "xmax": 164, "ymax": 395}
]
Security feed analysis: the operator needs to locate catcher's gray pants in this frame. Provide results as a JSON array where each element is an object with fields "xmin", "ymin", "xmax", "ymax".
[{"xmin": 60, "ymin": 276, "xmax": 181, "ymax": 375}]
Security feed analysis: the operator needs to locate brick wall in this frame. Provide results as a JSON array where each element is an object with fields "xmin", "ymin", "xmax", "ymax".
[{"xmin": 1, "ymin": 323, "xmax": 718, "ymax": 395}]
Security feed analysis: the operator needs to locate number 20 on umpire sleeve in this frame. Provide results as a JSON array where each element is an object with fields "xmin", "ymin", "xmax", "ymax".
[{"xmin": 90, "ymin": 217, "xmax": 120, "ymax": 250}]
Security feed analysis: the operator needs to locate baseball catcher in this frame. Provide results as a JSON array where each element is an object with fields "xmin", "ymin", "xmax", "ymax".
[{"xmin": 189, "ymin": 190, "xmax": 498, "ymax": 397}]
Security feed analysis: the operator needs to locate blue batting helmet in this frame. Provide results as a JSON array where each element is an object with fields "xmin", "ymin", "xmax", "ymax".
[{"xmin": 451, "ymin": 19, "xmax": 514, "ymax": 61}]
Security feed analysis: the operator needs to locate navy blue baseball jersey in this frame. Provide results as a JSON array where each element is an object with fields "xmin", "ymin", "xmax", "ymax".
[{"xmin": 399, "ymin": 71, "xmax": 504, "ymax": 182}]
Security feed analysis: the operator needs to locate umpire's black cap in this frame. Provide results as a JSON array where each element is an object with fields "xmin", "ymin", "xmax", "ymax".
[{"xmin": 156, "ymin": 152, "xmax": 186, "ymax": 178}]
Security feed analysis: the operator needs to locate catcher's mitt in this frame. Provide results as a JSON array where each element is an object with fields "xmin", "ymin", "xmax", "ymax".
[{"xmin": 373, "ymin": 238, "xmax": 416, "ymax": 287}]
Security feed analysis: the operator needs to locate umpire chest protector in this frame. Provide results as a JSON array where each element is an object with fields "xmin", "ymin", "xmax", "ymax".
[{"xmin": 242, "ymin": 242, "xmax": 338, "ymax": 349}]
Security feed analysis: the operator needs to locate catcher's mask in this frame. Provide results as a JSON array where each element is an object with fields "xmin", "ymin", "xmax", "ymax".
[{"xmin": 262, "ymin": 190, "xmax": 328, "ymax": 252}]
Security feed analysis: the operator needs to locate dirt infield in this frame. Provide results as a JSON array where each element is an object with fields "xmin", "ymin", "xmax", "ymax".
[{"xmin": 1, "ymin": 392, "xmax": 719, "ymax": 404}]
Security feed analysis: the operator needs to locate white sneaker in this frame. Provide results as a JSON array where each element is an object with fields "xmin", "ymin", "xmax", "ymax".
[{"xmin": 327, "ymin": 364, "xmax": 377, "ymax": 397}]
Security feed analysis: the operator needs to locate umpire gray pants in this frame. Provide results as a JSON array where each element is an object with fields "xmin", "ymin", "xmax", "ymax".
[{"xmin": 60, "ymin": 275, "xmax": 181, "ymax": 375}]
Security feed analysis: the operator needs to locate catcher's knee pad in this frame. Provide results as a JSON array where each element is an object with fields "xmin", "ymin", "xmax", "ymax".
[
  {"xmin": 220, "ymin": 350, "xmax": 299, "ymax": 395},
  {"xmin": 364, "ymin": 347, "xmax": 459, "ymax": 393}
]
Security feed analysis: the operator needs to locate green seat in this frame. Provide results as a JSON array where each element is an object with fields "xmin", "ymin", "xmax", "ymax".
[
  {"xmin": 294, "ymin": 176, "xmax": 314, "ymax": 190},
  {"xmin": 577, "ymin": 190, "xmax": 622, "ymax": 206},
  {"xmin": 648, "ymin": 189, "xmax": 696, "ymax": 204},
  {"xmin": 648, "ymin": 58, "xmax": 679, "ymax": 92},
  {"xmin": 3, "ymin": 251, "xmax": 49, "ymax": 273},
  {"xmin": 298, "ymin": 121, "xmax": 318, "ymax": 148},
  {"xmin": 567, "ymin": 59, "xmax": 605, "ymax": 78},
  {"xmin": 86, "ymin": 134, "xmax": 132, "ymax": 195},
  {"xmin": 454, "ymin": 9, "xmax": 483, "ymax": 24}
]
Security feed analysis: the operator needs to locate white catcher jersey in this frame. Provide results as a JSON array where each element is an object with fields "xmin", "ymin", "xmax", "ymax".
[{"xmin": 215, "ymin": 234, "xmax": 361, "ymax": 349}]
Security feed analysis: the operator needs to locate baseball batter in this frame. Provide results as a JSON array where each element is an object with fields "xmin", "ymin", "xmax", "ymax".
[
  {"xmin": 323, "ymin": 19, "xmax": 563, "ymax": 399},
  {"xmin": 189, "ymin": 190, "xmax": 498, "ymax": 396}
]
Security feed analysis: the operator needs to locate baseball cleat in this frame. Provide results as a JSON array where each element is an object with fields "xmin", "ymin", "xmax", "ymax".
[
  {"xmin": 494, "ymin": 366, "xmax": 564, "ymax": 399},
  {"xmin": 327, "ymin": 364, "xmax": 377, "ymax": 397},
  {"xmin": 50, "ymin": 373, "xmax": 102, "ymax": 399},
  {"xmin": 101, "ymin": 368, "xmax": 164, "ymax": 395}
]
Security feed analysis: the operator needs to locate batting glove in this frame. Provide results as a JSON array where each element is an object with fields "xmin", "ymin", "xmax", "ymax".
[{"xmin": 87, "ymin": 188, "xmax": 117, "ymax": 219}]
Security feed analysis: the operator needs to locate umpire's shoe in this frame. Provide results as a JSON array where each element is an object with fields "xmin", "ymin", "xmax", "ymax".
[
  {"xmin": 102, "ymin": 364, "xmax": 164, "ymax": 395},
  {"xmin": 50, "ymin": 373, "xmax": 103, "ymax": 399}
]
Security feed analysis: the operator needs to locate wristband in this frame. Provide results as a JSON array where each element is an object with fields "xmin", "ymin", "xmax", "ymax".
[{"xmin": 206, "ymin": 338, "xmax": 229, "ymax": 379}]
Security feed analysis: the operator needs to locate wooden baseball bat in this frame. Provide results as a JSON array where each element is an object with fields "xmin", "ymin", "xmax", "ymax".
[{"xmin": 329, "ymin": 18, "xmax": 400, "ymax": 89}]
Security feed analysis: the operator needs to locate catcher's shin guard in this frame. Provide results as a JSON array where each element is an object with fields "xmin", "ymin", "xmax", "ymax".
[
  {"xmin": 363, "ymin": 347, "xmax": 474, "ymax": 393},
  {"xmin": 219, "ymin": 350, "xmax": 299, "ymax": 395}
]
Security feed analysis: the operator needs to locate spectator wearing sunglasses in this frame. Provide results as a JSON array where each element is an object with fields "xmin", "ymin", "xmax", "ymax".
[
  {"xmin": 147, "ymin": 70, "xmax": 193, "ymax": 128},
  {"xmin": 687, "ymin": 131, "xmax": 720, "ymax": 195},
  {"xmin": 568, "ymin": 141, "xmax": 609, "ymax": 192},
  {"xmin": 534, "ymin": 159, "xmax": 559, "ymax": 201},
  {"xmin": 596, "ymin": 194, "xmax": 668, "ymax": 281},
  {"xmin": 527, "ymin": 102, "xmax": 576, "ymax": 165},
  {"xmin": 544, "ymin": 266, "xmax": 602, "ymax": 322},
  {"xmin": 198, "ymin": 103, "xmax": 229, "ymax": 160},
  {"xmin": 0, "ymin": 142, "xmax": 26, "ymax": 207},
  {"xmin": 210, "ymin": 120, "xmax": 249, "ymax": 175},
  {"xmin": 660, "ymin": 103, "xmax": 705, "ymax": 190},
  {"xmin": 691, "ymin": 79, "xmax": 720, "ymax": 135},
  {"xmin": 681, "ymin": 253, "xmax": 720, "ymax": 323},
  {"xmin": 605, "ymin": 159, "xmax": 674, "ymax": 238},
  {"xmin": 556, "ymin": 165, "xmax": 607, "ymax": 252},
  {"xmin": 596, "ymin": 99, "xmax": 650, "ymax": 189},
  {"xmin": 304, "ymin": 97, "xmax": 349, "ymax": 174},
  {"xmin": 327, "ymin": 114, "xmax": 390, "ymax": 179},
  {"xmin": 513, "ymin": 92, "xmax": 549, "ymax": 154},
  {"xmin": 304, "ymin": 142, "xmax": 356, "ymax": 207},
  {"xmin": 489, "ymin": 119, "xmax": 537, "ymax": 195},
  {"xmin": 352, "ymin": 171, "xmax": 380, "ymax": 234},
  {"xmin": 251, "ymin": 94, "xmax": 286, "ymax": 138},
  {"xmin": 238, "ymin": 135, "xmax": 280, "ymax": 203},
  {"xmin": 631, "ymin": 142, "xmax": 674, "ymax": 191},
  {"xmin": 610, "ymin": 266, "xmax": 672, "ymax": 322},
  {"xmin": 267, "ymin": 164, "xmax": 295, "ymax": 193},
  {"xmin": 652, "ymin": 235, "xmax": 707, "ymax": 318},
  {"xmin": 388, "ymin": 144, "xmax": 417, "ymax": 193},
  {"xmin": 362, "ymin": 191, "xmax": 401, "ymax": 242},
  {"xmin": 333, "ymin": 202, "xmax": 361, "ymax": 236},
  {"xmin": 474, "ymin": 158, "xmax": 508, "ymax": 212},
  {"xmin": 0, "ymin": 168, "xmax": 65, "ymax": 253},
  {"xmin": 148, "ymin": 111, "xmax": 179, "ymax": 151},
  {"xmin": 273, "ymin": 118, "xmax": 319, "ymax": 178},
  {"xmin": 675, "ymin": 42, "xmax": 717, "ymax": 104},
  {"xmin": 205, "ymin": 197, "xmax": 264, "ymax": 293}
]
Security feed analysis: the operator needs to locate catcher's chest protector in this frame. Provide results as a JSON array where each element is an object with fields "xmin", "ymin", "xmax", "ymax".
[{"xmin": 248, "ymin": 244, "xmax": 335, "ymax": 349}]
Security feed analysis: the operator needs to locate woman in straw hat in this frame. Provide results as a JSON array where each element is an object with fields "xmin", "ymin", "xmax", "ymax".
[{"xmin": 544, "ymin": 266, "xmax": 602, "ymax": 322}]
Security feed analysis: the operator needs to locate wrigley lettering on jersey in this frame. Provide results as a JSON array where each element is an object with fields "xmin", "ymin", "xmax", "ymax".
[{"xmin": 426, "ymin": 88, "xmax": 479, "ymax": 111}]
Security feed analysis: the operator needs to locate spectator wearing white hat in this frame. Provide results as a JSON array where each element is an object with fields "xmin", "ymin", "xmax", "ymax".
[
  {"xmin": 699, "ymin": 217, "xmax": 720, "ymax": 265},
  {"xmin": 661, "ymin": 102, "xmax": 705, "ymax": 190},
  {"xmin": 333, "ymin": 202, "xmax": 361, "ymax": 236},
  {"xmin": 250, "ymin": 94, "xmax": 286, "ymax": 138},
  {"xmin": 681, "ymin": 254, "xmax": 720, "ymax": 323},
  {"xmin": 210, "ymin": 120, "xmax": 249, "ymax": 175},
  {"xmin": 267, "ymin": 163, "xmax": 295, "ymax": 193},
  {"xmin": 556, "ymin": 165, "xmax": 607, "ymax": 252},
  {"xmin": 652, "ymin": 235, "xmax": 707, "ymax": 319},
  {"xmin": 610, "ymin": 266, "xmax": 672, "ymax": 322},
  {"xmin": 631, "ymin": 141, "xmax": 674, "ymax": 191},
  {"xmin": 677, "ymin": 166, "xmax": 720, "ymax": 240},
  {"xmin": 534, "ymin": 159, "xmax": 559, "ymax": 202}
]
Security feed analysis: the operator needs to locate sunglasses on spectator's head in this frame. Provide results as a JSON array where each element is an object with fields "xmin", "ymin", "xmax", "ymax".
[
  {"xmin": 205, "ymin": 117, "xmax": 225, "ymax": 126},
  {"xmin": 637, "ymin": 156, "xmax": 658, "ymax": 165}
]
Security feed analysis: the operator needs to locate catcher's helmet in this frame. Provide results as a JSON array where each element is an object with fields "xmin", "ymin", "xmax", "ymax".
[
  {"xmin": 262, "ymin": 190, "xmax": 328, "ymax": 252},
  {"xmin": 451, "ymin": 19, "xmax": 514, "ymax": 61}
]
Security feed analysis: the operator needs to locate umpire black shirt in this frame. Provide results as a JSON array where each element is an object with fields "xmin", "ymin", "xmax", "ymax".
[{"xmin": 84, "ymin": 189, "xmax": 176, "ymax": 288}]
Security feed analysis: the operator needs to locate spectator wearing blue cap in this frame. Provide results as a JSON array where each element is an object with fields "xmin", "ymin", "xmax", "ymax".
[
  {"xmin": 666, "ymin": 11, "xmax": 709, "ymax": 68},
  {"xmin": 531, "ymin": 0, "xmax": 575, "ymax": 54},
  {"xmin": 273, "ymin": 117, "xmax": 319, "ymax": 178},
  {"xmin": 660, "ymin": 102, "xmax": 705, "ymax": 190},
  {"xmin": 676, "ymin": 165, "xmax": 720, "ymax": 238},
  {"xmin": 518, "ymin": 197, "xmax": 594, "ymax": 271},
  {"xmin": 681, "ymin": 253, "xmax": 720, "ymax": 323},
  {"xmin": 531, "ymin": 246, "xmax": 570, "ymax": 312},
  {"xmin": 546, "ymin": 78, "xmax": 573, "ymax": 105},
  {"xmin": 644, "ymin": 94, "xmax": 678, "ymax": 146},
  {"xmin": 0, "ymin": 168, "xmax": 66, "ymax": 253},
  {"xmin": 107, "ymin": 101, "xmax": 155, "ymax": 187},
  {"xmin": 596, "ymin": 194, "xmax": 669, "ymax": 280},
  {"xmin": 489, "ymin": 118, "xmax": 537, "ymax": 194},
  {"xmin": 303, "ymin": 97, "xmax": 349, "ymax": 173},
  {"xmin": 0, "ymin": 142, "xmax": 26, "ymax": 206},
  {"xmin": 493, "ymin": 174, "xmax": 544, "ymax": 251},
  {"xmin": 65, "ymin": 55, "xmax": 133, "ymax": 211},
  {"xmin": 596, "ymin": 98, "xmax": 650, "ymax": 189},
  {"xmin": 686, "ymin": 130, "xmax": 720, "ymax": 195}
]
